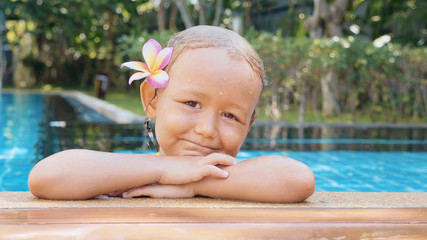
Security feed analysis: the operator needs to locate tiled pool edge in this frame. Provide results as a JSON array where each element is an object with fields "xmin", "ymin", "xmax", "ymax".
[{"xmin": 0, "ymin": 192, "xmax": 426, "ymax": 209}]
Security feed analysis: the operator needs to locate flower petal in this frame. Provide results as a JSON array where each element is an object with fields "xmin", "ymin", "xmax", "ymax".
[
  {"xmin": 146, "ymin": 70, "xmax": 169, "ymax": 88},
  {"xmin": 143, "ymin": 39, "xmax": 162, "ymax": 72},
  {"xmin": 121, "ymin": 61, "xmax": 149, "ymax": 72},
  {"xmin": 153, "ymin": 47, "xmax": 173, "ymax": 71},
  {"xmin": 129, "ymin": 72, "xmax": 151, "ymax": 85}
]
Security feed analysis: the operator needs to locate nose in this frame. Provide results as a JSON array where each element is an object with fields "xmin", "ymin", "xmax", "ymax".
[{"xmin": 194, "ymin": 111, "xmax": 217, "ymax": 138}]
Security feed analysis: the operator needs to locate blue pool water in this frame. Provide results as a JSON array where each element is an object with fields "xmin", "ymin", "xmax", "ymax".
[
  {"xmin": 1, "ymin": 91, "xmax": 427, "ymax": 192},
  {"xmin": 0, "ymin": 93, "xmax": 46, "ymax": 191},
  {"xmin": 238, "ymin": 151, "xmax": 427, "ymax": 192},
  {"xmin": 115, "ymin": 150, "xmax": 427, "ymax": 192}
]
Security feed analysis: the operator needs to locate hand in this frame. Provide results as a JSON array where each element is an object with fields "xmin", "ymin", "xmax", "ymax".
[
  {"xmin": 122, "ymin": 183, "xmax": 195, "ymax": 199},
  {"xmin": 157, "ymin": 153, "xmax": 237, "ymax": 185},
  {"xmin": 107, "ymin": 189, "xmax": 128, "ymax": 197}
]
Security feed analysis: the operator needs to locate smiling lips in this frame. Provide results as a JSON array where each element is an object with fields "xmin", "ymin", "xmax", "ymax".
[{"xmin": 182, "ymin": 139, "xmax": 220, "ymax": 155}]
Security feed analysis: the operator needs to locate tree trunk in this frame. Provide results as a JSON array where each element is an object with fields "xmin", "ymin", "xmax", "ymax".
[
  {"xmin": 157, "ymin": 0, "xmax": 167, "ymax": 32},
  {"xmin": 169, "ymin": 2, "xmax": 178, "ymax": 30},
  {"xmin": 198, "ymin": 0, "xmax": 207, "ymax": 25},
  {"xmin": 0, "ymin": 12, "xmax": 4, "ymax": 89},
  {"xmin": 421, "ymin": 84, "xmax": 427, "ymax": 116},
  {"xmin": 80, "ymin": 57, "xmax": 91, "ymax": 88},
  {"xmin": 243, "ymin": 0, "xmax": 252, "ymax": 29},
  {"xmin": 304, "ymin": 0, "xmax": 352, "ymax": 37},
  {"xmin": 14, "ymin": 33, "xmax": 36, "ymax": 88},
  {"xmin": 304, "ymin": 0, "xmax": 351, "ymax": 116},
  {"xmin": 298, "ymin": 85, "xmax": 306, "ymax": 123},
  {"xmin": 173, "ymin": 0, "xmax": 194, "ymax": 28},
  {"xmin": 271, "ymin": 85, "xmax": 281, "ymax": 121},
  {"xmin": 213, "ymin": 0, "xmax": 223, "ymax": 26},
  {"xmin": 320, "ymin": 71, "xmax": 340, "ymax": 116}
]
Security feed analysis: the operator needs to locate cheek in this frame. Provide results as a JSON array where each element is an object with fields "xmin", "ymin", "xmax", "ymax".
[
  {"xmin": 219, "ymin": 123, "xmax": 248, "ymax": 152},
  {"xmin": 155, "ymin": 106, "xmax": 193, "ymax": 138}
]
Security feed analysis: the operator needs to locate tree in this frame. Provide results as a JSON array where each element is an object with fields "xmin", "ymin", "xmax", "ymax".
[
  {"xmin": 0, "ymin": 11, "xmax": 5, "ymax": 89},
  {"xmin": 304, "ymin": 0, "xmax": 352, "ymax": 116},
  {"xmin": 198, "ymin": 0, "xmax": 207, "ymax": 25},
  {"xmin": 213, "ymin": 0, "xmax": 223, "ymax": 26},
  {"xmin": 304, "ymin": 0, "xmax": 353, "ymax": 37},
  {"xmin": 157, "ymin": 0, "xmax": 167, "ymax": 32},
  {"xmin": 2, "ymin": 0, "xmax": 151, "ymax": 88},
  {"xmin": 173, "ymin": 0, "xmax": 194, "ymax": 28}
]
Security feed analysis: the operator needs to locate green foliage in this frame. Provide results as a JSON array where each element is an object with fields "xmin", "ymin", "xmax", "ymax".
[
  {"xmin": 2, "ymin": 0, "xmax": 426, "ymax": 123},
  {"xmin": 2, "ymin": 0, "xmax": 152, "ymax": 87},
  {"xmin": 242, "ymin": 31, "xmax": 427, "ymax": 122}
]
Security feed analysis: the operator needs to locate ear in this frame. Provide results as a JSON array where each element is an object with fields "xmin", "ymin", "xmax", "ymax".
[{"xmin": 140, "ymin": 81, "xmax": 157, "ymax": 119}]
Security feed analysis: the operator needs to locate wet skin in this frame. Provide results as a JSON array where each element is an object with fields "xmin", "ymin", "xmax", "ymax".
[{"xmin": 149, "ymin": 48, "xmax": 263, "ymax": 157}]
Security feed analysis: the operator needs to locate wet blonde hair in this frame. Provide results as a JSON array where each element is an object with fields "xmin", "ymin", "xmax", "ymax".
[{"xmin": 165, "ymin": 25, "xmax": 265, "ymax": 86}]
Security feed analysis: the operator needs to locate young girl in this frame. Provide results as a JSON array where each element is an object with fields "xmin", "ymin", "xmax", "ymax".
[{"xmin": 28, "ymin": 26, "xmax": 315, "ymax": 203}]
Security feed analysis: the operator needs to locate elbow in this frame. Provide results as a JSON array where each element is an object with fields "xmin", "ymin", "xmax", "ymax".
[
  {"xmin": 28, "ymin": 165, "xmax": 57, "ymax": 199},
  {"xmin": 28, "ymin": 150, "xmax": 79, "ymax": 199},
  {"xmin": 291, "ymin": 164, "xmax": 315, "ymax": 202},
  {"xmin": 275, "ymin": 157, "xmax": 316, "ymax": 203},
  {"xmin": 28, "ymin": 159, "xmax": 69, "ymax": 199}
]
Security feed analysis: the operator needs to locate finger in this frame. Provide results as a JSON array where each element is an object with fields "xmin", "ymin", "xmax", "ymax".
[
  {"xmin": 122, "ymin": 187, "xmax": 150, "ymax": 198},
  {"xmin": 124, "ymin": 185, "xmax": 189, "ymax": 199},
  {"xmin": 202, "ymin": 153, "xmax": 238, "ymax": 166},
  {"xmin": 107, "ymin": 190, "xmax": 126, "ymax": 197},
  {"xmin": 199, "ymin": 165, "xmax": 229, "ymax": 179}
]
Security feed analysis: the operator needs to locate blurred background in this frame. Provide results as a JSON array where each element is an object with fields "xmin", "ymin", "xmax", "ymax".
[
  {"xmin": 1, "ymin": 0, "xmax": 426, "ymax": 193},
  {"xmin": 1, "ymin": 0, "xmax": 426, "ymax": 123}
]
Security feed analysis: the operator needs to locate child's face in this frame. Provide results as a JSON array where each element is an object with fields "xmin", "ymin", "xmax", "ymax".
[{"xmin": 153, "ymin": 48, "xmax": 262, "ymax": 157}]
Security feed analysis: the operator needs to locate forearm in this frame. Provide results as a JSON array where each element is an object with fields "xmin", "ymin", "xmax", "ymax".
[
  {"xmin": 28, "ymin": 149, "xmax": 161, "ymax": 200},
  {"xmin": 192, "ymin": 156, "xmax": 315, "ymax": 203}
]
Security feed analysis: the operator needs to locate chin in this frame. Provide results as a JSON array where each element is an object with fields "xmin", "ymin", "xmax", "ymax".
[
  {"xmin": 180, "ymin": 152, "xmax": 207, "ymax": 157},
  {"xmin": 178, "ymin": 149, "xmax": 212, "ymax": 157}
]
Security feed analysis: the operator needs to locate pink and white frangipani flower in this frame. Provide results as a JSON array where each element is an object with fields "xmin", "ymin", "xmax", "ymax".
[{"xmin": 121, "ymin": 39, "xmax": 173, "ymax": 88}]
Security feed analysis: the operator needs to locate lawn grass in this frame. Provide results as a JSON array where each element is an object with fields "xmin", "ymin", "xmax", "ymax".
[
  {"xmin": 79, "ymin": 88, "xmax": 145, "ymax": 116},
  {"xmin": 104, "ymin": 90, "xmax": 145, "ymax": 116}
]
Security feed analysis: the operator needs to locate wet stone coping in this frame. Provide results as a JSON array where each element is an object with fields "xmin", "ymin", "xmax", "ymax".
[{"xmin": 0, "ymin": 192, "xmax": 426, "ymax": 209}]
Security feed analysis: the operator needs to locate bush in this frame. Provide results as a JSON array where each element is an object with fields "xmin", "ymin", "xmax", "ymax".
[{"xmin": 117, "ymin": 30, "xmax": 427, "ymax": 123}]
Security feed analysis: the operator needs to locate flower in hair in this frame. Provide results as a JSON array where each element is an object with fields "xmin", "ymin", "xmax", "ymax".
[{"xmin": 121, "ymin": 39, "xmax": 173, "ymax": 88}]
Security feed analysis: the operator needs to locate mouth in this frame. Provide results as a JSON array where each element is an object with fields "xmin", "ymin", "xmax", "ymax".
[{"xmin": 181, "ymin": 139, "xmax": 220, "ymax": 155}]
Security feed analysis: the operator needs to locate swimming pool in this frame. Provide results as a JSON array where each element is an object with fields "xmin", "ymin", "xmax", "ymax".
[{"xmin": 1, "ymin": 91, "xmax": 426, "ymax": 192}]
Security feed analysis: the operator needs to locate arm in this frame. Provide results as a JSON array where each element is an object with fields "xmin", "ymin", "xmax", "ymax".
[
  {"xmin": 124, "ymin": 155, "xmax": 315, "ymax": 203},
  {"xmin": 28, "ymin": 150, "xmax": 236, "ymax": 200},
  {"xmin": 193, "ymin": 155, "xmax": 315, "ymax": 202}
]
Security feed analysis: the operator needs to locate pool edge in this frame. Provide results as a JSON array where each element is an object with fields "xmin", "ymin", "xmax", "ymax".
[{"xmin": 1, "ymin": 192, "xmax": 425, "ymax": 209}]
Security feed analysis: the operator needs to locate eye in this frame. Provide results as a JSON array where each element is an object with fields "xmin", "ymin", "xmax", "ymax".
[
  {"xmin": 223, "ymin": 112, "xmax": 239, "ymax": 122},
  {"xmin": 184, "ymin": 101, "xmax": 200, "ymax": 109}
]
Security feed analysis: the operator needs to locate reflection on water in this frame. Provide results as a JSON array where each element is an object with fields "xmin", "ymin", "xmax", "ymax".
[
  {"xmin": 36, "ymin": 122, "xmax": 427, "ymax": 157},
  {"xmin": 244, "ymin": 123, "xmax": 427, "ymax": 151}
]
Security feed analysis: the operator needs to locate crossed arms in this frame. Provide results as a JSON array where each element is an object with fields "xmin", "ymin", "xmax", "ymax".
[{"xmin": 28, "ymin": 149, "xmax": 315, "ymax": 203}]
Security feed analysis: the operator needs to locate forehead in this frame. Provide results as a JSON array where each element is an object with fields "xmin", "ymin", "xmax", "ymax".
[
  {"xmin": 165, "ymin": 47, "xmax": 262, "ymax": 110},
  {"xmin": 168, "ymin": 48, "xmax": 262, "ymax": 91}
]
